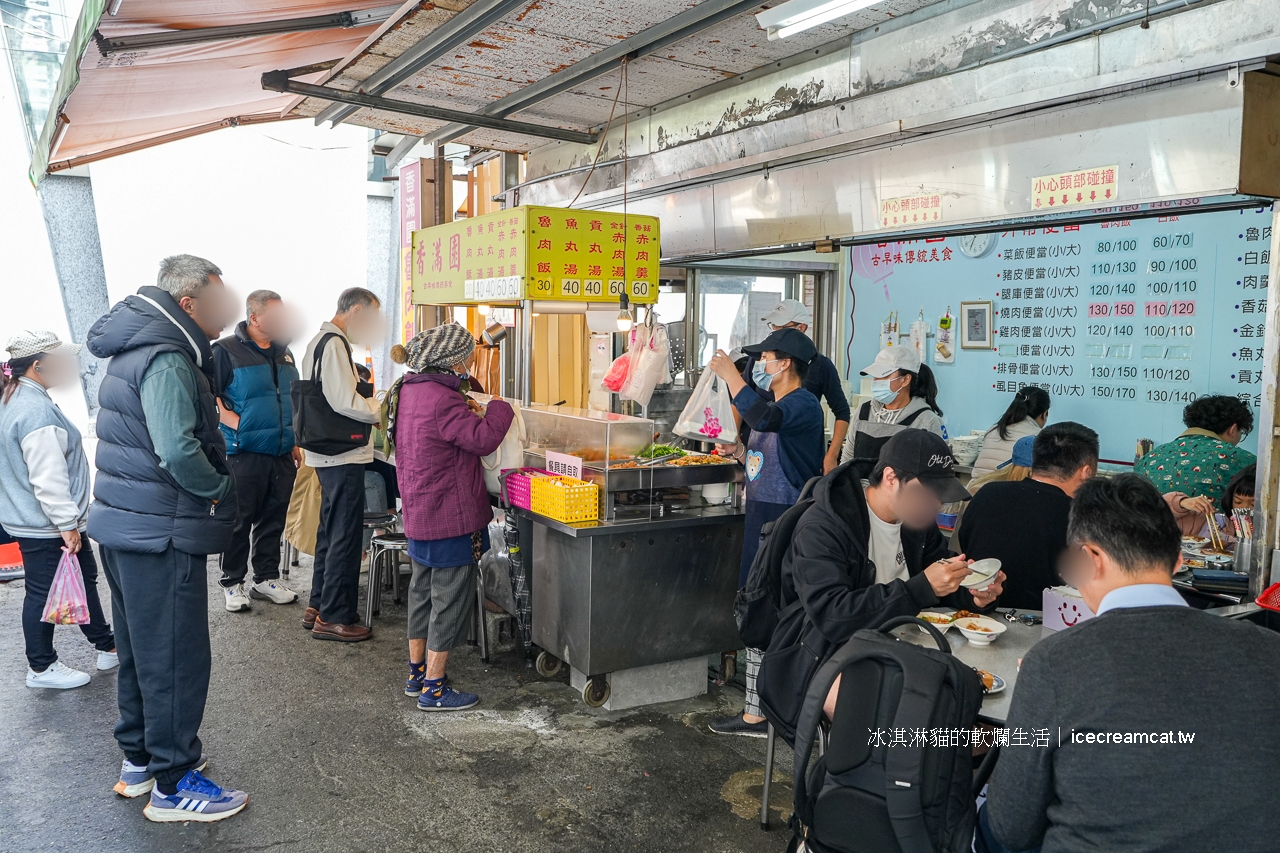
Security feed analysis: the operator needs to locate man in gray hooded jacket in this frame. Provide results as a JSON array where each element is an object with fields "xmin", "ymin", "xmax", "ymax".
[{"xmin": 87, "ymin": 255, "xmax": 249, "ymax": 823}]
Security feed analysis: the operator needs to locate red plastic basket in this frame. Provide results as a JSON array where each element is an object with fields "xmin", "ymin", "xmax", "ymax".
[
  {"xmin": 1255, "ymin": 582, "xmax": 1280, "ymax": 613},
  {"xmin": 501, "ymin": 467, "xmax": 551, "ymax": 510}
]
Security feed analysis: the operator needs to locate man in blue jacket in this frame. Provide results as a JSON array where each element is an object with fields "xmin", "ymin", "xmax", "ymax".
[
  {"xmin": 87, "ymin": 254, "xmax": 249, "ymax": 822},
  {"xmin": 214, "ymin": 290, "xmax": 301, "ymax": 611}
]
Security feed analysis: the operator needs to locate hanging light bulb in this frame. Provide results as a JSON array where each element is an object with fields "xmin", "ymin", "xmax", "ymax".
[
  {"xmin": 477, "ymin": 303, "xmax": 491, "ymax": 316},
  {"xmin": 616, "ymin": 292, "xmax": 633, "ymax": 332}
]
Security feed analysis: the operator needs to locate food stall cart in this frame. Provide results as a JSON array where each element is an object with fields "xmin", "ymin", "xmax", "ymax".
[{"xmin": 412, "ymin": 206, "xmax": 747, "ymax": 710}]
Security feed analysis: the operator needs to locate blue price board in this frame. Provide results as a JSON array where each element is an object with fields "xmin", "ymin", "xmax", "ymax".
[{"xmin": 844, "ymin": 206, "xmax": 1273, "ymax": 462}]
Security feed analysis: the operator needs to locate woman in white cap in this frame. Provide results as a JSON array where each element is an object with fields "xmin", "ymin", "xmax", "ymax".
[
  {"xmin": 0, "ymin": 331, "xmax": 116, "ymax": 689},
  {"xmin": 839, "ymin": 346, "xmax": 944, "ymax": 479}
]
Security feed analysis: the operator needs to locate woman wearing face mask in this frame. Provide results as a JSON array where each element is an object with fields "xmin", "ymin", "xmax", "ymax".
[
  {"xmin": 0, "ymin": 332, "xmax": 116, "ymax": 689},
  {"xmin": 705, "ymin": 328, "xmax": 824, "ymax": 738},
  {"xmin": 388, "ymin": 324, "xmax": 513, "ymax": 712},
  {"xmin": 839, "ymin": 347, "xmax": 945, "ymax": 479}
]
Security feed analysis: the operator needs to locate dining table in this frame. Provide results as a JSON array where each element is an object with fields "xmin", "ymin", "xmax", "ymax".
[{"xmin": 897, "ymin": 609, "xmax": 1052, "ymax": 726}]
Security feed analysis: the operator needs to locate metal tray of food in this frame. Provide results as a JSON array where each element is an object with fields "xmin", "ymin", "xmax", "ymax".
[{"xmin": 599, "ymin": 456, "xmax": 744, "ymax": 491}]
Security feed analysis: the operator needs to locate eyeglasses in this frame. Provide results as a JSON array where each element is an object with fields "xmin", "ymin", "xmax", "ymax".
[{"xmin": 1002, "ymin": 610, "xmax": 1042, "ymax": 626}]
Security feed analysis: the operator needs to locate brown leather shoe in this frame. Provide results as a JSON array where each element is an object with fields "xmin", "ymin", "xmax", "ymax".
[
  {"xmin": 311, "ymin": 618, "xmax": 372, "ymax": 643},
  {"xmin": 302, "ymin": 607, "xmax": 319, "ymax": 630}
]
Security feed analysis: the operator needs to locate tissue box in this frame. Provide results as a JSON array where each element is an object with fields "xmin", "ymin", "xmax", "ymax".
[{"xmin": 1042, "ymin": 586, "xmax": 1096, "ymax": 632}]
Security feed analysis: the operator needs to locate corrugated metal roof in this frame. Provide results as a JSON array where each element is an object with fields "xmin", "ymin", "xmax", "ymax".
[{"xmin": 290, "ymin": 0, "xmax": 950, "ymax": 152}]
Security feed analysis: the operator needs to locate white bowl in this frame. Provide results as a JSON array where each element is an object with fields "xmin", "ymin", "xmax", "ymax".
[
  {"xmin": 916, "ymin": 611, "xmax": 955, "ymax": 633},
  {"xmin": 955, "ymin": 615, "xmax": 1007, "ymax": 646},
  {"xmin": 960, "ymin": 558, "xmax": 1001, "ymax": 589}
]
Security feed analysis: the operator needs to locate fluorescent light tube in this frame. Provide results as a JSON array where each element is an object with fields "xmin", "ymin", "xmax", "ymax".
[{"xmin": 756, "ymin": 0, "xmax": 882, "ymax": 40}]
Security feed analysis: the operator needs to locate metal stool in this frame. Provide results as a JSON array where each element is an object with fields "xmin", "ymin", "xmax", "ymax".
[
  {"xmin": 364, "ymin": 533, "xmax": 409, "ymax": 627},
  {"xmin": 363, "ymin": 511, "xmax": 398, "ymax": 537},
  {"xmin": 281, "ymin": 541, "xmax": 300, "ymax": 579},
  {"xmin": 761, "ymin": 720, "xmax": 828, "ymax": 830}
]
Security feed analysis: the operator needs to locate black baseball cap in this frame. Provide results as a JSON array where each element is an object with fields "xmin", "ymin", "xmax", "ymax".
[
  {"xmin": 875, "ymin": 430, "xmax": 972, "ymax": 503},
  {"xmin": 742, "ymin": 327, "xmax": 817, "ymax": 364}
]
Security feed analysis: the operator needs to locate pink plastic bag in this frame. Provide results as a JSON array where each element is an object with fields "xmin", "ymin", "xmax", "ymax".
[
  {"xmin": 602, "ymin": 353, "xmax": 632, "ymax": 392},
  {"xmin": 41, "ymin": 549, "xmax": 90, "ymax": 625}
]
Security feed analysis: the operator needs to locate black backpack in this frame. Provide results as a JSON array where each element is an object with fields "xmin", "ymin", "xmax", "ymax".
[
  {"xmin": 734, "ymin": 476, "xmax": 820, "ymax": 649},
  {"xmin": 788, "ymin": 616, "xmax": 984, "ymax": 853},
  {"xmin": 290, "ymin": 332, "xmax": 373, "ymax": 456}
]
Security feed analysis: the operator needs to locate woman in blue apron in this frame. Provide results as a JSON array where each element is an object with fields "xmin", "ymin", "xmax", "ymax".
[{"xmin": 705, "ymin": 327, "xmax": 824, "ymax": 737}]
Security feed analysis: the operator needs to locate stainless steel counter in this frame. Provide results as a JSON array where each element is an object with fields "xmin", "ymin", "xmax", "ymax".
[
  {"xmin": 530, "ymin": 504, "xmax": 744, "ymax": 537},
  {"xmin": 526, "ymin": 505, "xmax": 745, "ymax": 678}
]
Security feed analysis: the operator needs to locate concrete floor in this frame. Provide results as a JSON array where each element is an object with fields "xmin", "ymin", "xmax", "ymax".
[{"xmin": 0, "ymin": 552, "xmax": 794, "ymax": 853}]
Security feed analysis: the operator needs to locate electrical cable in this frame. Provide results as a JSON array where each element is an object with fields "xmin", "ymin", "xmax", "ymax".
[{"xmin": 567, "ymin": 58, "xmax": 627, "ymax": 210}]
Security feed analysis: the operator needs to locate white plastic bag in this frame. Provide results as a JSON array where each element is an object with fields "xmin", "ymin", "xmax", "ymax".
[
  {"xmin": 621, "ymin": 323, "xmax": 668, "ymax": 408},
  {"xmin": 482, "ymin": 403, "xmax": 526, "ymax": 494},
  {"xmin": 674, "ymin": 369, "xmax": 739, "ymax": 445}
]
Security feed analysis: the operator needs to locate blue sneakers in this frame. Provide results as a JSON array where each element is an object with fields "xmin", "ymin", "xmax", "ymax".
[
  {"xmin": 417, "ymin": 682, "xmax": 479, "ymax": 712},
  {"xmin": 143, "ymin": 769, "xmax": 248, "ymax": 823},
  {"xmin": 115, "ymin": 753, "xmax": 207, "ymax": 798}
]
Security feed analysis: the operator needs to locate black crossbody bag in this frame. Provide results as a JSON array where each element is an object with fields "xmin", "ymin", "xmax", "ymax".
[{"xmin": 290, "ymin": 332, "xmax": 373, "ymax": 456}]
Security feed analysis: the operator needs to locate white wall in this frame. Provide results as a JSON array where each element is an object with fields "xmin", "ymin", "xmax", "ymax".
[
  {"xmin": 90, "ymin": 120, "xmax": 375, "ymax": 369},
  {"xmin": 0, "ymin": 55, "xmax": 88, "ymax": 431}
]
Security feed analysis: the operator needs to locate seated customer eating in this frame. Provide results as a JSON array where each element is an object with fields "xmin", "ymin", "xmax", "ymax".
[
  {"xmin": 958, "ymin": 421, "xmax": 1098, "ymax": 610},
  {"xmin": 980, "ymin": 474, "xmax": 1280, "ymax": 853},
  {"xmin": 757, "ymin": 430, "xmax": 1005, "ymax": 739}
]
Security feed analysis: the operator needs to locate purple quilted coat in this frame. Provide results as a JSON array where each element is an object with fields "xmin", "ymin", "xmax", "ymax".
[{"xmin": 396, "ymin": 372, "xmax": 513, "ymax": 541}]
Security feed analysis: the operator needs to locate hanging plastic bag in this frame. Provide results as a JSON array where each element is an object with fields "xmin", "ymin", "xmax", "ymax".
[
  {"xmin": 42, "ymin": 548, "xmax": 90, "ymax": 625},
  {"xmin": 674, "ymin": 369, "xmax": 739, "ymax": 445},
  {"xmin": 602, "ymin": 353, "xmax": 631, "ymax": 392},
  {"xmin": 482, "ymin": 402, "xmax": 526, "ymax": 494},
  {"xmin": 621, "ymin": 322, "xmax": 668, "ymax": 408}
]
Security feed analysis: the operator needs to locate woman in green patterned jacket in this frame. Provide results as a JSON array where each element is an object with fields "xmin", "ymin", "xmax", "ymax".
[{"xmin": 1135, "ymin": 394, "xmax": 1256, "ymax": 506}]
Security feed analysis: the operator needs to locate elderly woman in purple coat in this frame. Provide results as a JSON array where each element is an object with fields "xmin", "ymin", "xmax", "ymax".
[{"xmin": 388, "ymin": 323, "xmax": 512, "ymax": 711}]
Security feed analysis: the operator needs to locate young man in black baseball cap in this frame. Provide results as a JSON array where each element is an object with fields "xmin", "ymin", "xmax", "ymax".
[{"xmin": 756, "ymin": 430, "xmax": 1005, "ymax": 733}]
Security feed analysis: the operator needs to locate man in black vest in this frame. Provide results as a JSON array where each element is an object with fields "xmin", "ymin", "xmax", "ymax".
[{"xmin": 87, "ymin": 255, "xmax": 249, "ymax": 823}]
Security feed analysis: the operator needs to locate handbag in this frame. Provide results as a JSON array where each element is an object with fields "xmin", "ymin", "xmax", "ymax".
[
  {"xmin": 482, "ymin": 402, "xmax": 526, "ymax": 494},
  {"xmin": 290, "ymin": 333, "xmax": 373, "ymax": 456}
]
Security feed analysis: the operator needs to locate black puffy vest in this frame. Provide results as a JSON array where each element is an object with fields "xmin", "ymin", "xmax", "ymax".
[{"xmin": 86, "ymin": 286, "xmax": 237, "ymax": 555}]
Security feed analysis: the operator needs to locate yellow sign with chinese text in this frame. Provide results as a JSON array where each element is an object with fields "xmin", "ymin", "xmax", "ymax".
[
  {"xmin": 1032, "ymin": 165, "xmax": 1118, "ymax": 211},
  {"xmin": 411, "ymin": 205, "xmax": 659, "ymax": 304}
]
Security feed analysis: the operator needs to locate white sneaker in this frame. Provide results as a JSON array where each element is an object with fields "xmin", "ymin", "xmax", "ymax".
[
  {"xmin": 97, "ymin": 650, "xmax": 119, "ymax": 671},
  {"xmin": 224, "ymin": 583, "xmax": 251, "ymax": 612},
  {"xmin": 26, "ymin": 660, "xmax": 90, "ymax": 689},
  {"xmin": 248, "ymin": 579, "xmax": 298, "ymax": 604}
]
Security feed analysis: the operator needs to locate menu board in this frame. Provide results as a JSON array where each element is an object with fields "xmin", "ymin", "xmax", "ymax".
[
  {"xmin": 845, "ymin": 205, "xmax": 1273, "ymax": 462},
  {"xmin": 410, "ymin": 205, "xmax": 659, "ymax": 305}
]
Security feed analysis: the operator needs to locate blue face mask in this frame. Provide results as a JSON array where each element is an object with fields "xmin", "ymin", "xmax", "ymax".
[
  {"xmin": 871, "ymin": 377, "xmax": 899, "ymax": 404},
  {"xmin": 752, "ymin": 360, "xmax": 776, "ymax": 392}
]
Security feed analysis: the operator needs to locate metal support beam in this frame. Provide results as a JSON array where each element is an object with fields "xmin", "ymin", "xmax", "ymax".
[
  {"xmin": 315, "ymin": 0, "xmax": 530, "ymax": 127},
  {"xmin": 95, "ymin": 5, "xmax": 401, "ymax": 55},
  {"xmin": 418, "ymin": 0, "xmax": 761, "ymax": 147},
  {"xmin": 262, "ymin": 72, "xmax": 598, "ymax": 145}
]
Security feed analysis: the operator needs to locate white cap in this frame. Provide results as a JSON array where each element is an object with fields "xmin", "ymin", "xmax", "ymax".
[
  {"xmin": 4, "ymin": 330, "xmax": 81, "ymax": 361},
  {"xmin": 761, "ymin": 299, "xmax": 812, "ymax": 328},
  {"xmin": 860, "ymin": 346, "xmax": 921, "ymax": 378}
]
